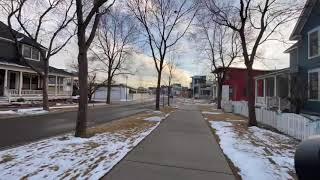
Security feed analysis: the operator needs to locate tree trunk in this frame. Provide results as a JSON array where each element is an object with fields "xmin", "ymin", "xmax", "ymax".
[
  {"xmin": 42, "ymin": 59, "xmax": 49, "ymax": 111},
  {"xmin": 75, "ymin": 46, "xmax": 89, "ymax": 137},
  {"xmin": 167, "ymin": 86, "xmax": 170, "ymax": 106},
  {"xmin": 155, "ymin": 71, "xmax": 162, "ymax": 110},
  {"xmin": 217, "ymin": 81, "xmax": 223, "ymax": 109},
  {"xmin": 106, "ymin": 76, "xmax": 112, "ymax": 104},
  {"xmin": 247, "ymin": 66, "xmax": 257, "ymax": 126}
]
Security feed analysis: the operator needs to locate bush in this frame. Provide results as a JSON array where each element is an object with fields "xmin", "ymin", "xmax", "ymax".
[{"xmin": 17, "ymin": 98, "xmax": 25, "ymax": 102}]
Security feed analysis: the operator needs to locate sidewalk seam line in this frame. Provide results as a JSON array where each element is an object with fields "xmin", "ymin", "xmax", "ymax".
[{"xmin": 124, "ymin": 159, "xmax": 234, "ymax": 175}]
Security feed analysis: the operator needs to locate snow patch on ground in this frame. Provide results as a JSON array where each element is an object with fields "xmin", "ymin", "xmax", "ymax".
[
  {"xmin": 144, "ymin": 116, "xmax": 162, "ymax": 122},
  {"xmin": 210, "ymin": 121, "xmax": 297, "ymax": 180},
  {"xmin": 0, "ymin": 110, "xmax": 16, "ymax": 114},
  {"xmin": 0, "ymin": 123, "xmax": 160, "ymax": 179},
  {"xmin": 202, "ymin": 111, "xmax": 222, "ymax": 115}
]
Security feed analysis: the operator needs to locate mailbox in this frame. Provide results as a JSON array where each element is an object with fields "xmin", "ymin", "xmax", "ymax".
[{"xmin": 294, "ymin": 136, "xmax": 320, "ymax": 180}]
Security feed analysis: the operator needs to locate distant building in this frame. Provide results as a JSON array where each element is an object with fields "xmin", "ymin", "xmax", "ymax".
[
  {"xmin": 191, "ymin": 76, "xmax": 213, "ymax": 99},
  {"xmin": 171, "ymin": 83, "xmax": 182, "ymax": 96},
  {"xmin": 213, "ymin": 67, "xmax": 271, "ymax": 102},
  {"xmin": 93, "ymin": 84, "xmax": 131, "ymax": 102}
]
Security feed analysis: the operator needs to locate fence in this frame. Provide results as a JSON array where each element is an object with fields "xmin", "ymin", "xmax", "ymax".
[{"xmin": 230, "ymin": 101, "xmax": 320, "ymax": 140}]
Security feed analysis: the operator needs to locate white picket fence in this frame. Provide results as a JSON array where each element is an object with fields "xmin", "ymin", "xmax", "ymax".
[{"xmin": 231, "ymin": 101, "xmax": 320, "ymax": 140}]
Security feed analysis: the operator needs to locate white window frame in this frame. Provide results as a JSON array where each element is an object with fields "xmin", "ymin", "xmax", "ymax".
[
  {"xmin": 308, "ymin": 68, "xmax": 320, "ymax": 101},
  {"xmin": 308, "ymin": 26, "xmax": 320, "ymax": 59},
  {"xmin": 22, "ymin": 44, "xmax": 40, "ymax": 61}
]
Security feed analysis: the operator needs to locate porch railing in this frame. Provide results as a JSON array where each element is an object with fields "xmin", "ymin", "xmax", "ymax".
[
  {"xmin": 256, "ymin": 96, "xmax": 265, "ymax": 106},
  {"xmin": 7, "ymin": 89, "xmax": 72, "ymax": 97},
  {"xmin": 255, "ymin": 96, "xmax": 290, "ymax": 111}
]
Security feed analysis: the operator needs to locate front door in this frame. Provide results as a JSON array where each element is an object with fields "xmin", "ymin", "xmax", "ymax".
[{"xmin": 0, "ymin": 70, "xmax": 4, "ymax": 96}]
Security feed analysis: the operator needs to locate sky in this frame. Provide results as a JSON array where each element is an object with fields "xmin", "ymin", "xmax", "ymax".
[{"xmin": 0, "ymin": 0, "xmax": 304, "ymax": 88}]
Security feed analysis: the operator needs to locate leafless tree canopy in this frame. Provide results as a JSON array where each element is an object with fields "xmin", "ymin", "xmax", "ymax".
[
  {"xmin": 90, "ymin": 8, "xmax": 137, "ymax": 104},
  {"xmin": 202, "ymin": 0, "xmax": 301, "ymax": 125},
  {"xmin": 127, "ymin": 0, "xmax": 198, "ymax": 110}
]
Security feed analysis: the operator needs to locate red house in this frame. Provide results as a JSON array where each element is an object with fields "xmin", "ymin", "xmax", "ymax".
[{"xmin": 214, "ymin": 67, "xmax": 271, "ymax": 101}]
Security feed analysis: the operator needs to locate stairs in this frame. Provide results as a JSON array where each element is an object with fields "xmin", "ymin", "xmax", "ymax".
[{"xmin": 0, "ymin": 96, "xmax": 9, "ymax": 105}]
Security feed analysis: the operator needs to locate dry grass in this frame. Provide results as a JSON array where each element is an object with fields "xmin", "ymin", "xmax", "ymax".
[
  {"xmin": 87, "ymin": 111, "xmax": 168, "ymax": 138},
  {"xmin": 203, "ymin": 112, "xmax": 247, "ymax": 122},
  {"xmin": 0, "ymin": 155, "xmax": 15, "ymax": 164},
  {"xmin": 160, "ymin": 106, "xmax": 176, "ymax": 114}
]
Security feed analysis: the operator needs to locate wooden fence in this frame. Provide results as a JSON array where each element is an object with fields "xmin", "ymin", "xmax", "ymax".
[{"xmin": 231, "ymin": 101, "xmax": 320, "ymax": 140}]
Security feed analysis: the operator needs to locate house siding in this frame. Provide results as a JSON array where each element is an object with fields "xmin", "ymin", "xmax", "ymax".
[
  {"xmin": 0, "ymin": 40, "xmax": 16, "ymax": 59},
  {"xmin": 296, "ymin": 1, "xmax": 320, "ymax": 113}
]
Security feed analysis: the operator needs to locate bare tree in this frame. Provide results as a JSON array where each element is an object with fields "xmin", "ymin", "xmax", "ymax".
[
  {"xmin": 91, "ymin": 9, "xmax": 136, "ymax": 104},
  {"xmin": 166, "ymin": 54, "xmax": 178, "ymax": 106},
  {"xmin": 69, "ymin": 61, "xmax": 108, "ymax": 102},
  {"xmin": 197, "ymin": 19, "xmax": 241, "ymax": 109},
  {"xmin": 74, "ymin": 0, "xmax": 114, "ymax": 137},
  {"xmin": 203, "ymin": 0, "xmax": 300, "ymax": 126},
  {"xmin": 127, "ymin": 0, "xmax": 198, "ymax": 110},
  {"xmin": 1, "ymin": 0, "xmax": 75, "ymax": 110}
]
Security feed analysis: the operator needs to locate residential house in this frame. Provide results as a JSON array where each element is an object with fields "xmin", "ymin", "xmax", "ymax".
[
  {"xmin": 255, "ymin": 0, "xmax": 320, "ymax": 113},
  {"xmin": 0, "ymin": 21, "xmax": 74, "ymax": 103},
  {"xmin": 213, "ymin": 67, "xmax": 270, "ymax": 102},
  {"xmin": 191, "ymin": 75, "xmax": 213, "ymax": 99}
]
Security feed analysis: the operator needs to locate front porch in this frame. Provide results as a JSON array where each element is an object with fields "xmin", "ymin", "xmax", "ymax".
[
  {"xmin": 255, "ymin": 68, "xmax": 291, "ymax": 111},
  {"xmin": 0, "ymin": 69, "xmax": 73, "ymax": 102}
]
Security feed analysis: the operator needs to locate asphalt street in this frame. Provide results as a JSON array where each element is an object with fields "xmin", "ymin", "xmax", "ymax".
[{"xmin": 0, "ymin": 101, "xmax": 154, "ymax": 149}]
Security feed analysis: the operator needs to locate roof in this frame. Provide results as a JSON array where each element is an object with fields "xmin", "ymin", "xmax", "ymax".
[
  {"xmin": 0, "ymin": 21, "xmax": 46, "ymax": 49},
  {"xmin": 212, "ymin": 66, "xmax": 273, "ymax": 74},
  {"xmin": 289, "ymin": 0, "xmax": 317, "ymax": 40},
  {"xmin": 254, "ymin": 68, "xmax": 290, "ymax": 79},
  {"xmin": 0, "ymin": 57, "xmax": 74, "ymax": 76},
  {"xmin": 284, "ymin": 42, "xmax": 298, "ymax": 53}
]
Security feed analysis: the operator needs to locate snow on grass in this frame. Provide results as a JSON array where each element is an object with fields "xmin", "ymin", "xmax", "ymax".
[
  {"xmin": 16, "ymin": 108, "xmax": 48, "ymax": 115},
  {"xmin": 0, "ymin": 110, "xmax": 16, "ymax": 114},
  {"xmin": 210, "ymin": 121, "xmax": 297, "ymax": 180},
  {"xmin": 202, "ymin": 111, "xmax": 222, "ymax": 115},
  {"xmin": 0, "ymin": 122, "xmax": 160, "ymax": 179},
  {"xmin": 144, "ymin": 116, "xmax": 162, "ymax": 122}
]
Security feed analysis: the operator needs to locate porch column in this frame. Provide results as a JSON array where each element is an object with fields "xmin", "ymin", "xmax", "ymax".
[
  {"xmin": 274, "ymin": 75, "xmax": 277, "ymax": 97},
  {"xmin": 19, "ymin": 72, "xmax": 23, "ymax": 96},
  {"xmin": 55, "ymin": 76, "xmax": 58, "ymax": 97},
  {"xmin": 263, "ymin": 79, "xmax": 266, "ymax": 107},
  {"xmin": 70, "ymin": 77, "xmax": 74, "ymax": 96},
  {"xmin": 255, "ymin": 79, "xmax": 257, "ymax": 104},
  {"xmin": 3, "ymin": 69, "xmax": 8, "ymax": 96}
]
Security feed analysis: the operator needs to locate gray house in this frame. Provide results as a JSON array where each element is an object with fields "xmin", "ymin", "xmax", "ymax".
[
  {"xmin": 0, "ymin": 21, "xmax": 74, "ymax": 103},
  {"xmin": 255, "ymin": 0, "xmax": 320, "ymax": 114}
]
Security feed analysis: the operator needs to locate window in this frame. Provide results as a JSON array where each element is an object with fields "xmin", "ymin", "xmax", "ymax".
[
  {"xmin": 22, "ymin": 44, "xmax": 40, "ymax": 61},
  {"xmin": 309, "ymin": 72, "xmax": 318, "ymax": 100},
  {"xmin": 309, "ymin": 28, "xmax": 320, "ymax": 58},
  {"xmin": 32, "ymin": 48, "xmax": 40, "ymax": 60},
  {"xmin": 23, "ymin": 45, "xmax": 32, "ymax": 59}
]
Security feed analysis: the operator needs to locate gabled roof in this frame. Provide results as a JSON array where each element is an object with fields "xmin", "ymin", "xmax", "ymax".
[
  {"xmin": 0, "ymin": 21, "xmax": 47, "ymax": 49},
  {"xmin": 289, "ymin": 0, "xmax": 317, "ymax": 40},
  {"xmin": 0, "ymin": 57, "xmax": 74, "ymax": 76},
  {"xmin": 284, "ymin": 42, "xmax": 298, "ymax": 53}
]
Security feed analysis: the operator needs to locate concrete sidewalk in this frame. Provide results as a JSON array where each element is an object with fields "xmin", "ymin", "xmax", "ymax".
[{"xmin": 103, "ymin": 105, "xmax": 235, "ymax": 180}]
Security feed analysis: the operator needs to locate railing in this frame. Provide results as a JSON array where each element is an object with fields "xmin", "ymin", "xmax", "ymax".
[
  {"xmin": 256, "ymin": 96, "xmax": 291, "ymax": 111},
  {"xmin": 256, "ymin": 96, "xmax": 265, "ymax": 106},
  {"xmin": 6, "ymin": 89, "xmax": 72, "ymax": 97},
  {"xmin": 21, "ymin": 90, "xmax": 42, "ymax": 95}
]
